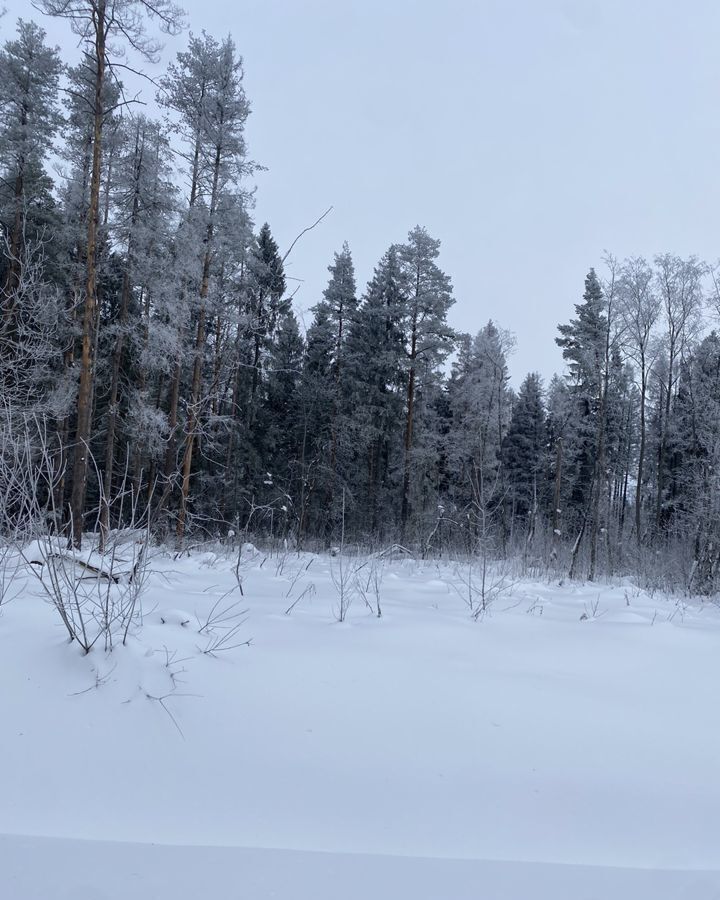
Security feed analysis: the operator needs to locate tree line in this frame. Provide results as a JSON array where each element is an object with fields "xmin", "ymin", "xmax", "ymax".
[{"xmin": 2, "ymin": 8, "xmax": 720, "ymax": 593}]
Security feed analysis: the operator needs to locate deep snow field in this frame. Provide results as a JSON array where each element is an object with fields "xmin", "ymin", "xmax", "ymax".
[{"xmin": 1, "ymin": 543, "xmax": 720, "ymax": 899}]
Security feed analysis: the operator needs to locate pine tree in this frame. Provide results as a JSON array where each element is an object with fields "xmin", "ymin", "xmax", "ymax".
[
  {"xmin": 397, "ymin": 226, "xmax": 455, "ymax": 542},
  {"xmin": 37, "ymin": 0, "xmax": 184, "ymax": 547},
  {"xmin": 98, "ymin": 115, "xmax": 177, "ymax": 537},
  {"xmin": 160, "ymin": 32, "xmax": 252, "ymax": 544}
]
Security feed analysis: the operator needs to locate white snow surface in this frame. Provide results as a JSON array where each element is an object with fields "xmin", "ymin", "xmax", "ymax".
[{"xmin": 2, "ymin": 547, "xmax": 720, "ymax": 898}]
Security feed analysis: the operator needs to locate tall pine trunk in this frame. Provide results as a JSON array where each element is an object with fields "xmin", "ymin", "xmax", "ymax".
[
  {"xmin": 400, "ymin": 350, "xmax": 416, "ymax": 543},
  {"xmin": 175, "ymin": 143, "xmax": 222, "ymax": 546},
  {"xmin": 69, "ymin": 10, "xmax": 107, "ymax": 548},
  {"xmin": 100, "ymin": 126, "xmax": 142, "ymax": 544}
]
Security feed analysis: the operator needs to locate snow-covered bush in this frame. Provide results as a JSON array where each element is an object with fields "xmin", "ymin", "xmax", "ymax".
[{"xmin": 26, "ymin": 530, "xmax": 152, "ymax": 654}]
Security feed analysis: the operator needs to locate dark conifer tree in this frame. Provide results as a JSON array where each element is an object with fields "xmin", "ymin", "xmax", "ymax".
[
  {"xmin": 343, "ymin": 245, "xmax": 406, "ymax": 537},
  {"xmin": 502, "ymin": 372, "xmax": 547, "ymax": 528},
  {"xmin": 555, "ymin": 269, "xmax": 607, "ymax": 524}
]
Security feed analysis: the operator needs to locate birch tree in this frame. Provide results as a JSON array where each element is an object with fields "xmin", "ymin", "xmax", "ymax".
[
  {"xmin": 652, "ymin": 254, "xmax": 704, "ymax": 534},
  {"xmin": 618, "ymin": 256, "xmax": 660, "ymax": 546}
]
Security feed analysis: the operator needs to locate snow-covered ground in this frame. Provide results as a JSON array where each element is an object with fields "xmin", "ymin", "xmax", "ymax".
[{"xmin": 2, "ymin": 546, "xmax": 720, "ymax": 898}]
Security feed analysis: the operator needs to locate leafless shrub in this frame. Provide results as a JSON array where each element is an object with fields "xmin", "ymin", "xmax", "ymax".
[
  {"xmin": 69, "ymin": 662, "xmax": 118, "ymax": 695},
  {"xmin": 28, "ymin": 526, "xmax": 152, "ymax": 653},
  {"xmin": 330, "ymin": 552, "xmax": 357, "ymax": 623},
  {"xmin": 451, "ymin": 556, "xmax": 515, "ymax": 620},
  {"xmin": 327, "ymin": 489, "xmax": 372, "ymax": 622},
  {"xmin": 284, "ymin": 581, "xmax": 316, "ymax": 615},
  {"xmin": 356, "ymin": 558, "xmax": 385, "ymax": 618},
  {"xmin": 0, "ymin": 404, "xmax": 60, "ymax": 610},
  {"xmin": 579, "ymin": 596, "xmax": 605, "ymax": 621},
  {"xmin": 526, "ymin": 597, "xmax": 544, "ymax": 616},
  {"xmin": 195, "ymin": 580, "xmax": 251, "ymax": 656},
  {"xmin": 22, "ymin": 446, "xmax": 154, "ymax": 653}
]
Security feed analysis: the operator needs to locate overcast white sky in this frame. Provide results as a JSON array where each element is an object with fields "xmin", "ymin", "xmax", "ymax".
[{"xmin": 6, "ymin": 0, "xmax": 720, "ymax": 383}]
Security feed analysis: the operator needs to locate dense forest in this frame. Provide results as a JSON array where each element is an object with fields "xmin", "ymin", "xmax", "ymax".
[{"xmin": 2, "ymin": 6, "xmax": 720, "ymax": 595}]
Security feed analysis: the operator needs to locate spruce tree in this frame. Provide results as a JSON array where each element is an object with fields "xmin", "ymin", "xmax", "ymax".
[
  {"xmin": 245, "ymin": 223, "xmax": 288, "ymax": 411},
  {"xmin": 343, "ymin": 245, "xmax": 406, "ymax": 536},
  {"xmin": 262, "ymin": 309, "xmax": 305, "ymax": 534},
  {"xmin": 0, "ymin": 19, "xmax": 62, "ymax": 330},
  {"xmin": 446, "ymin": 322, "xmax": 512, "ymax": 552},
  {"xmin": 304, "ymin": 244, "xmax": 357, "ymax": 539},
  {"xmin": 555, "ymin": 269, "xmax": 607, "ymax": 525},
  {"xmin": 502, "ymin": 372, "xmax": 547, "ymax": 527}
]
